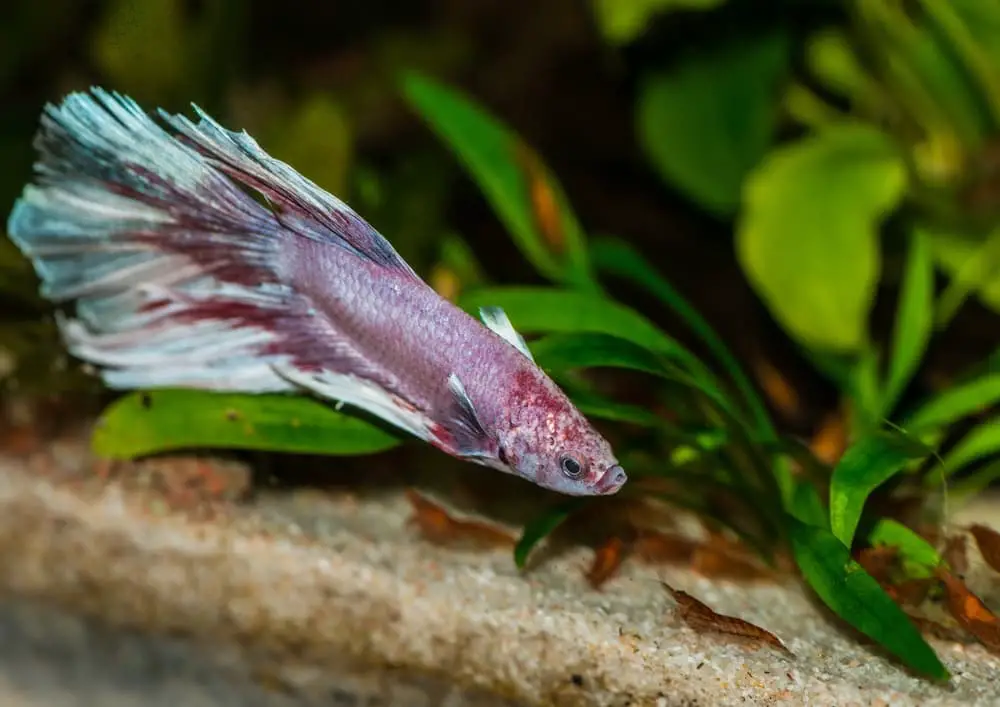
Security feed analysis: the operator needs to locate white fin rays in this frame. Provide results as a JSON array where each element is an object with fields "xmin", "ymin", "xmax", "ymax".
[
  {"xmin": 478, "ymin": 306, "xmax": 534, "ymax": 362},
  {"xmin": 273, "ymin": 363, "xmax": 434, "ymax": 442}
]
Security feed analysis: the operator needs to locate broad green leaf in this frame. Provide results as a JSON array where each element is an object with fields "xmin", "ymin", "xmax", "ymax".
[
  {"xmin": 829, "ymin": 431, "xmax": 932, "ymax": 547},
  {"xmin": 941, "ymin": 417, "xmax": 1000, "ymax": 473},
  {"xmin": 92, "ymin": 390, "xmax": 401, "ymax": 459},
  {"xmin": 788, "ymin": 517, "xmax": 949, "ymax": 681},
  {"xmin": 881, "ymin": 229, "xmax": 934, "ymax": 417},
  {"xmin": 737, "ymin": 125, "xmax": 907, "ymax": 352},
  {"xmin": 400, "ymin": 72, "xmax": 594, "ymax": 290},
  {"xmin": 591, "ymin": 0, "xmax": 725, "ymax": 46},
  {"xmin": 459, "ymin": 286, "xmax": 721, "ymax": 397},
  {"xmin": 514, "ymin": 499, "xmax": 588, "ymax": 569},
  {"xmin": 638, "ymin": 30, "xmax": 790, "ymax": 216},
  {"xmin": 868, "ymin": 518, "xmax": 942, "ymax": 576},
  {"xmin": 904, "ymin": 374, "xmax": 1000, "ymax": 430},
  {"xmin": 590, "ymin": 237, "xmax": 773, "ymax": 437}
]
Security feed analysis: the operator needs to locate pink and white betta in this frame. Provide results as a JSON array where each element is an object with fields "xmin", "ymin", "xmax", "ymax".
[{"xmin": 7, "ymin": 89, "xmax": 626, "ymax": 496}]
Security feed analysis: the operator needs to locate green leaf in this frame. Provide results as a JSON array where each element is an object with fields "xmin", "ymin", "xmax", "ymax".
[
  {"xmin": 590, "ymin": 237, "xmax": 774, "ymax": 437},
  {"xmin": 737, "ymin": 124, "xmax": 907, "ymax": 352},
  {"xmin": 867, "ymin": 518, "xmax": 943, "ymax": 576},
  {"xmin": 556, "ymin": 380, "xmax": 666, "ymax": 428},
  {"xmin": 400, "ymin": 71, "xmax": 595, "ymax": 290},
  {"xmin": 591, "ymin": 0, "xmax": 726, "ymax": 46},
  {"xmin": 92, "ymin": 390, "xmax": 401, "ymax": 459},
  {"xmin": 788, "ymin": 517, "xmax": 949, "ymax": 681},
  {"xmin": 881, "ymin": 229, "xmax": 934, "ymax": 417},
  {"xmin": 266, "ymin": 94, "xmax": 352, "ymax": 196},
  {"xmin": 941, "ymin": 417, "xmax": 1000, "ymax": 473},
  {"xmin": 458, "ymin": 286, "xmax": 722, "ymax": 397},
  {"xmin": 904, "ymin": 374, "xmax": 1000, "ymax": 430},
  {"xmin": 514, "ymin": 500, "xmax": 587, "ymax": 569},
  {"xmin": 829, "ymin": 431, "xmax": 932, "ymax": 547},
  {"xmin": 531, "ymin": 332, "xmax": 734, "ymax": 417},
  {"xmin": 929, "ymin": 224, "xmax": 1000, "ymax": 322},
  {"xmin": 638, "ymin": 30, "xmax": 790, "ymax": 216}
]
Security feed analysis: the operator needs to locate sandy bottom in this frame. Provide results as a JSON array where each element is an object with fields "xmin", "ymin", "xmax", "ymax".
[{"xmin": 0, "ymin": 434, "xmax": 998, "ymax": 706}]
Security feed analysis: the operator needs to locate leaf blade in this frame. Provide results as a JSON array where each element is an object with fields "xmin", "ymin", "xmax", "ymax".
[
  {"xmin": 881, "ymin": 228, "xmax": 935, "ymax": 417},
  {"xmin": 736, "ymin": 124, "xmax": 907, "ymax": 352},
  {"xmin": 788, "ymin": 517, "xmax": 949, "ymax": 681},
  {"xmin": 92, "ymin": 390, "xmax": 402, "ymax": 459},
  {"xmin": 638, "ymin": 30, "xmax": 791, "ymax": 216},
  {"xmin": 400, "ymin": 71, "xmax": 594, "ymax": 290},
  {"xmin": 829, "ymin": 431, "xmax": 932, "ymax": 547}
]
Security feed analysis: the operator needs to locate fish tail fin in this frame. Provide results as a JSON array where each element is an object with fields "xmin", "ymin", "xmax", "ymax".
[{"xmin": 7, "ymin": 88, "xmax": 303, "ymax": 392}]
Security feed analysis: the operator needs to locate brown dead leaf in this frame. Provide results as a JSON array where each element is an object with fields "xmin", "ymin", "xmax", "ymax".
[
  {"xmin": 887, "ymin": 578, "xmax": 936, "ymax": 607},
  {"xmin": 587, "ymin": 536, "xmax": 628, "ymax": 589},
  {"xmin": 692, "ymin": 533, "xmax": 774, "ymax": 581},
  {"xmin": 633, "ymin": 529, "xmax": 698, "ymax": 565},
  {"xmin": 969, "ymin": 524, "xmax": 1000, "ymax": 574},
  {"xmin": 515, "ymin": 144, "xmax": 565, "ymax": 254},
  {"xmin": 405, "ymin": 489, "xmax": 515, "ymax": 549},
  {"xmin": 662, "ymin": 583, "xmax": 792, "ymax": 656},
  {"xmin": 943, "ymin": 533, "xmax": 969, "ymax": 576},
  {"xmin": 753, "ymin": 358, "xmax": 801, "ymax": 422},
  {"xmin": 937, "ymin": 568, "xmax": 1000, "ymax": 653},
  {"xmin": 856, "ymin": 545, "xmax": 900, "ymax": 586},
  {"xmin": 810, "ymin": 408, "xmax": 849, "ymax": 466}
]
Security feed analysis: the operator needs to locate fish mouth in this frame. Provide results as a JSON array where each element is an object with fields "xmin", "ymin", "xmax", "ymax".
[{"xmin": 595, "ymin": 464, "xmax": 627, "ymax": 494}]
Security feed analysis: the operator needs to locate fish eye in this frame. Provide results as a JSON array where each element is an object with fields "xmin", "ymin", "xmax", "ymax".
[{"xmin": 559, "ymin": 455, "xmax": 584, "ymax": 479}]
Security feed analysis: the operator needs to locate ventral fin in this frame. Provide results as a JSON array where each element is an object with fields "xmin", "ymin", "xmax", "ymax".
[
  {"xmin": 444, "ymin": 372, "xmax": 492, "ymax": 456},
  {"xmin": 479, "ymin": 306, "xmax": 534, "ymax": 362},
  {"xmin": 273, "ymin": 363, "xmax": 433, "ymax": 442}
]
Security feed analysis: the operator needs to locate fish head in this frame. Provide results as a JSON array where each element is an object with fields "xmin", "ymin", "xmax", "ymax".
[{"xmin": 498, "ymin": 373, "xmax": 626, "ymax": 496}]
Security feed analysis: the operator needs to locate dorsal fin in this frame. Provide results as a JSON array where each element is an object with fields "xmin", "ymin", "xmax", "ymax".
[
  {"xmin": 162, "ymin": 104, "xmax": 418, "ymax": 276},
  {"xmin": 479, "ymin": 306, "xmax": 534, "ymax": 362}
]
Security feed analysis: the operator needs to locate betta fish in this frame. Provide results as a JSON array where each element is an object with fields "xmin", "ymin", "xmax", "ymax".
[{"xmin": 5, "ymin": 89, "xmax": 626, "ymax": 496}]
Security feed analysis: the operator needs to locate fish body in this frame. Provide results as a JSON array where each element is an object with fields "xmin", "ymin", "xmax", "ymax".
[{"xmin": 6, "ymin": 89, "xmax": 626, "ymax": 496}]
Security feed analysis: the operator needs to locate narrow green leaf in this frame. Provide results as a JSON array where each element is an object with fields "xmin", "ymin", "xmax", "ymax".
[
  {"xmin": 881, "ymin": 229, "xmax": 934, "ymax": 417},
  {"xmin": 459, "ymin": 286, "xmax": 722, "ymax": 398},
  {"xmin": 868, "ymin": 518, "xmax": 943, "ymax": 576},
  {"xmin": 930, "ymin": 224, "xmax": 1000, "ymax": 323},
  {"xmin": 788, "ymin": 517, "xmax": 949, "ymax": 681},
  {"xmin": 737, "ymin": 125, "xmax": 907, "ymax": 352},
  {"xmin": 400, "ymin": 71, "xmax": 594, "ymax": 290},
  {"xmin": 591, "ymin": 0, "xmax": 725, "ymax": 46},
  {"xmin": 590, "ymin": 237, "xmax": 774, "ymax": 438},
  {"xmin": 829, "ymin": 431, "xmax": 932, "ymax": 547},
  {"xmin": 514, "ymin": 500, "xmax": 587, "ymax": 569},
  {"xmin": 904, "ymin": 373, "xmax": 1000, "ymax": 430},
  {"xmin": 789, "ymin": 479, "xmax": 829, "ymax": 528},
  {"xmin": 949, "ymin": 457, "xmax": 1000, "ymax": 501},
  {"xmin": 531, "ymin": 332, "xmax": 735, "ymax": 418},
  {"xmin": 941, "ymin": 417, "xmax": 1000, "ymax": 473},
  {"xmin": 638, "ymin": 29, "xmax": 790, "ymax": 216},
  {"xmin": 92, "ymin": 389, "xmax": 401, "ymax": 459},
  {"xmin": 556, "ymin": 380, "xmax": 665, "ymax": 428}
]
